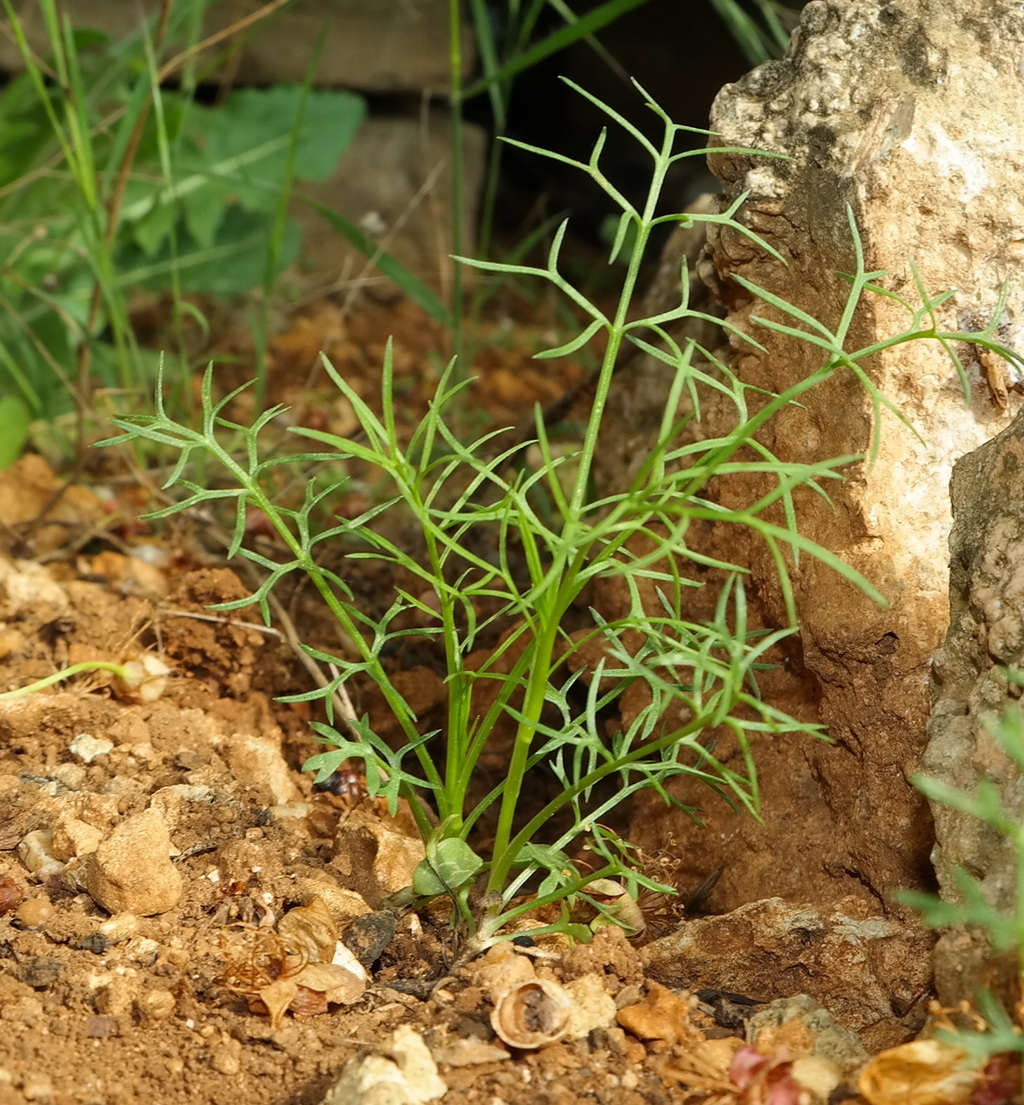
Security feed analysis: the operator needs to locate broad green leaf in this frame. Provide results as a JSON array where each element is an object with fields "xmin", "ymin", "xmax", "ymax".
[
  {"xmin": 123, "ymin": 86, "xmax": 365, "ymax": 252},
  {"xmin": 117, "ymin": 207, "xmax": 302, "ymax": 295},
  {"xmin": 0, "ymin": 396, "xmax": 30, "ymax": 468},
  {"xmin": 413, "ymin": 838, "xmax": 485, "ymax": 896}
]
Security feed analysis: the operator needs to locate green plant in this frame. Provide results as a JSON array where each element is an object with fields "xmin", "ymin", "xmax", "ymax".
[
  {"xmin": 0, "ymin": 653, "xmax": 171, "ymax": 705},
  {"xmin": 709, "ymin": 0, "xmax": 800, "ymax": 66},
  {"xmin": 103, "ymin": 77, "xmax": 1009, "ymax": 949},
  {"xmin": 899, "ymin": 676, "xmax": 1024, "ymax": 1077},
  {"xmin": 445, "ymin": 0, "xmax": 655, "ymax": 357},
  {"xmin": 446, "ymin": 0, "xmax": 801, "ymax": 341},
  {"xmin": 0, "ymin": 0, "xmax": 364, "ymax": 458}
]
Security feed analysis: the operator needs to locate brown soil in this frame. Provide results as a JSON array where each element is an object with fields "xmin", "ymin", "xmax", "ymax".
[{"xmin": 0, "ymin": 294, "xmax": 911, "ymax": 1105}]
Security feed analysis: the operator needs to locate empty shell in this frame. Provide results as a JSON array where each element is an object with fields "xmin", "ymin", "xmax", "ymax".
[{"xmin": 490, "ymin": 978, "xmax": 573, "ymax": 1049}]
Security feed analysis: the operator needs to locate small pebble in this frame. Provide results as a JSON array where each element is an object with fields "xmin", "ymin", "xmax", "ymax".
[
  {"xmin": 16, "ymin": 897, "xmax": 55, "ymax": 930},
  {"xmin": 124, "ymin": 937, "xmax": 161, "ymax": 967},
  {"xmin": 77, "ymin": 933, "xmax": 108, "ymax": 954},
  {"xmin": 20, "ymin": 1073, "xmax": 54, "ymax": 1101},
  {"xmin": 98, "ymin": 911, "xmax": 140, "ymax": 944},
  {"xmin": 69, "ymin": 733, "xmax": 114, "ymax": 764},
  {"xmin": 136, "ymin": 989, "xmax": 176, "ymax": 1024},
  {"xmin": 130, "ymin": 543, "xmax": 170, "ymax": 568},
  {"xmin": 0, "ymin": 875, "xmax": 24, "ymax": 915},
  {"xmin": 86, "ymin": 1015, "xmax": 120, "ymax": 1038},
  {"xmin": 343, "ymin": 911, "xmax": 398, "ymax": 969},
  {"xmin": 83, "ymin": 808, "xmax": 182, "ymax": 915},
  {"xmin": 18, "ymin": 955, "xmax": 63, "ymax": 990},
  {"xmin": 77, "ymin": 932, "xmax": 108, "ymax": 959},
  {"xmin": 210, "ymin": 1042, "xmax": 242, "ymax": 1076}
]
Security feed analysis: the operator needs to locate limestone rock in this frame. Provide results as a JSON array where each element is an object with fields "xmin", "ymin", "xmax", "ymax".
[
  {"xmin": 642, "ymin": 896, "xmax": 933, "ymax": 1051},
  {"xmin": 217, "ymin": 730, "xmax": 301, "ymax": 806},
  {"xmin": 745, "ymin": 994, "xmax": 868, "ymax": 1073},
  {"xmin": 83, "ymin": 808, "xmax": 182, "ymax": 916},
  {"xmin": 626, "ymin": 0, "xmax": 1024, "ymax": 918},
  {"xmin": 564, "ymin": 973, "xmax": 619, "ymax": 1041},
  {"xmin": 926, "ymin": 405, "xmax": 1024, "ymax": 1005},
  {"xmin": 50, "ymin": 814, "xmax": 103, "ymax": 862},
  {"xmin": 322, "ymin": 1025, "xmax": 446, "ymax": 1105},
  {"xmin": 332, "ymin": 810, "xmax": 425, "ymax": 909}
]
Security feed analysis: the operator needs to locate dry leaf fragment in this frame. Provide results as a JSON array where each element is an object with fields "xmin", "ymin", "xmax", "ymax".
[
  {"xmin": 276, "ymin": 895, "xmax": 337, "ymax": 962},
  {"xmin": 857, "ymin": 1039, "xmax": 980, "ymax": 1105},
  {"xmin": 257, "ymin": 977, "xmax": 300, "ymax": 1030},
  {"xmin": 297, "ymin": 961, "xmax": 366, "ymax": 1003}
]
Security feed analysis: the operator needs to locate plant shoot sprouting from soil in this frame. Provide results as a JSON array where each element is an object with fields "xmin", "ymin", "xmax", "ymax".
[{"xmin": 104, "ymin": 79, "xmax": 1006, "ymax": 948}]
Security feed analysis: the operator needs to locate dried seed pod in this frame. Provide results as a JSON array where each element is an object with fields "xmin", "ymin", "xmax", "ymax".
[
  {"xmin": 857, "ymin": 1039, "xmax": 979, "ymax": 1105},
  {"xmin": 585, "ymin": 878, "xmax": 646, "ymax": 938},
  {"xmin": 112, "ymin": 653, "xmax": 172, "ymax": 704},
  {"xmin": 490, "ymin": 978, "xmax": 573, "ymax": 1050}
]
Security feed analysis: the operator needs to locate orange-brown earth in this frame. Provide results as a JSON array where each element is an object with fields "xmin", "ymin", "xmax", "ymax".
[{"xmin": 0, "ymin": 293, "xmax": 989, "ymax": 1105}]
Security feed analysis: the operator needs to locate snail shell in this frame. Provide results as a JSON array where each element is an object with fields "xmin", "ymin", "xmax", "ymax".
[{"xmin": 490, "ymin": 978, "xmax": 573, "ymax": 1049}]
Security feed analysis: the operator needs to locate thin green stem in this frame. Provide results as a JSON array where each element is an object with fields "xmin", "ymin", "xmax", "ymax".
[
  {"xmin": 448, "ymin": 0, "xmax": 464, "ymax": 365},
  {"xmin": 0, "ymin": 661, "xmax": 132, "ymax": 699},
  {"xmin": 486, "ymin": 587, "xmax": 567, "ymax": 892}
]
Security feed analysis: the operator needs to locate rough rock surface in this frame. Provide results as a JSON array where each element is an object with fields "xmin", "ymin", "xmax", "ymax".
[
  {"xmin": 332, "ymin": 808, "xmax": 426, "ymax": 909},
  {"xmin": 322, "ymin": 1025, "xmax": 446, "ymax": 1105},
  {"xmin": 82, "ymin": 807, "xmax": 183, "ymax": 916},
  {"xmin": 745, "ymin": 994, "xmax": 869, "ymax": 1073},
  {"xmin": 626, "ymin": 0, "xmax": 1024, "ymax": 916},
  {"xmin": 642, "ymin": 896, "xmax": 933, "ymax": 1052},
  {"xmin": 926, "ymin": 405, "xmax": 1024, "ymax": 1005}
]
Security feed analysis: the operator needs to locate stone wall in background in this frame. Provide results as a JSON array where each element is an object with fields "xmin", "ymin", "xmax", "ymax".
[{"xmin": 1, "ymin": 0, "xmax": 459, "ymax": 92}]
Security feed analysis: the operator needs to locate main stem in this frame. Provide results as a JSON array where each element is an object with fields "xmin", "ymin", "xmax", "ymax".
[
  {"xmin": 483, "ymin": 125, "xmax": 677, "ymax": 898},
  {"xmin": 485, "ymin": 570, "xmax": 574, "ymax": 893}
]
